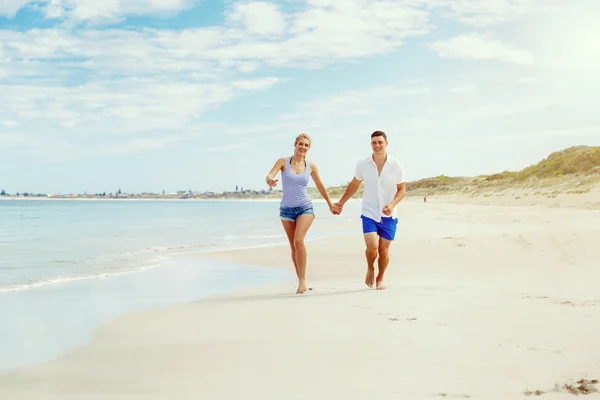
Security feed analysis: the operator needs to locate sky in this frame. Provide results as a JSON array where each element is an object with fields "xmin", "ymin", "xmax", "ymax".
[{"xmin": 1, "ymin": 0, "xmax": 599, "ymax": 195}]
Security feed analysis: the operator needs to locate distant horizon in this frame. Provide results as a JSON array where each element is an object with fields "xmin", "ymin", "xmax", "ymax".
[
  {"xmin": 2, "ymin": 0, "xmax": 599, "ymax": 193},
  {"xmin": 2, "ymin": 143, "xmax": 598, "ymax": 195}
]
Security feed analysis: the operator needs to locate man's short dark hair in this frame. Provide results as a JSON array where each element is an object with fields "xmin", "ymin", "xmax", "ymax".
[{"xmin": 371, "ymin": 130, "xmax": 387, "ymax": 141}]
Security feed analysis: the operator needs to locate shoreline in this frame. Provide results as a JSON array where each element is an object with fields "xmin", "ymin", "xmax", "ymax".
[
  {"xmin": 2, "ymin": 190, "xmax": 599, "ymax": 210},
  {"xmin": 0, "ymin": 255, "xmax": 294, "ymax": 374},
  {"xmin": 1, "ymin": 202, "xmax": 355, "ymax": 295},
  {"xmin": 0, "ymin": 238, "xmax": 296, "ymax": 295},
  {"xmin": 0, "ymin": 209, "xmax": 354, "ymax": 371},
  {"xmin": 0, "ymin": 196, "xmax": 285, "ymax": 202},
  {"xmin": 1, "ymin": 200, "xmax": 599, "ymax": 399},
  {"xmin": 0, "ymin": 197, "xmax": 336, "ymax": 204}
]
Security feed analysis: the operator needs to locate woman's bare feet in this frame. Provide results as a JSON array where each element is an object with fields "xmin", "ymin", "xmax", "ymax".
[
  {"xmin": 376, "ymin": 278, "xmax": 386, "ymax": 290},
  {"xmin": 296, "ymin": 280, "xmax": 307, "ymax": 294},
  {"xmin": 365, "ymin": 268, "xmax": 375, "ymax": 288}
]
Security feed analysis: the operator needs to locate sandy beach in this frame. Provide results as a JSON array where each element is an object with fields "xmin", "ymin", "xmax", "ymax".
[
  {"xmin": 425, "ymin": 187, "xmax": 600, "ymax": 211},
  {"xmin": 1, "ymin": 198, "xmax": 599, "ymax": 399}
]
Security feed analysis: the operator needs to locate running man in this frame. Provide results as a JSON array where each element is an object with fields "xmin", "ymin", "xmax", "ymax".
[{"xmin": 334, "ymin": 131, "xmax": 406, "ymax": 290}]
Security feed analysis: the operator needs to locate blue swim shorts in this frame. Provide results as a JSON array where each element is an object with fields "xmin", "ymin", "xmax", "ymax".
[
  {"xmin": 361, "ymin": 215, "xmax": 398, "ymax": 241},
  {"xmin": 280, "ymin": 203, "xmax": 315, "ymax": 222}
]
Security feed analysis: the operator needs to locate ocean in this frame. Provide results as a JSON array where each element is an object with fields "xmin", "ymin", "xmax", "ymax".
[{"xmin": 0, "ymin": 199, "xmax": 358, "ymax": 372}]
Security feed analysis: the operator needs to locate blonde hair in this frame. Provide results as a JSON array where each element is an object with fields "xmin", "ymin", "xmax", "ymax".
[
  {"xmin": 295, "ymin": 133, "xmax": 311, "ymax": 145},
  {"xmin": 294, "ymin": 133, "xmax": 311, "ymax": 161}
]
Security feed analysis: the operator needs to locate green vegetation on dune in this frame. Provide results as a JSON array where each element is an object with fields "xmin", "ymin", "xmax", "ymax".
[
  {"xmin": 408, "ymin": 145, "xmax": 600, "ymax": 197},
  {"xmin": 407, "ymin": 175, "xmax": 470, "ymax": 191},
  {"xmin": 516, "ymin": 145, "xmax": 600, "ymax": 181},
  {"xmin": 485, "ymin": 170, "xmax": 519, "ymax": 181}
]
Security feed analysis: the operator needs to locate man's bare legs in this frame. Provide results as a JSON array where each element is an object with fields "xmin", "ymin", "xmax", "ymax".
[
  {"xmin": 281, "ymin": 214, "xmax": 314, "ymax": 294},
  {"xmin": 376, "ymin": 236, "xmax": 392, "ymax": 290},
  {"xmin": 363, "ymin": 233, "xmax": 392, "ymax": 290},
  {"xmin": 363, "ymin": 233, "xmax": 379, "ymax": 288}
]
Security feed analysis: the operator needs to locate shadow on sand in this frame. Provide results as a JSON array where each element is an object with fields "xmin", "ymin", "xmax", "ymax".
[{"xmin": 201, "ymin": 287, "xmax": 376, "ymax": 303}]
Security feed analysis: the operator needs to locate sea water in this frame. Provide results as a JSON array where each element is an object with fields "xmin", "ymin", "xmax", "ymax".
[{"xmin": 0, "ymin": 199, "xmax": 359, "ymax": 372}]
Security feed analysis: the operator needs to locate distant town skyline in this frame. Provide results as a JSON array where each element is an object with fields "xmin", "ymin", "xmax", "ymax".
[{"xmin": 0, "ymin": 186, "xmax": 258, "ymax": 197}]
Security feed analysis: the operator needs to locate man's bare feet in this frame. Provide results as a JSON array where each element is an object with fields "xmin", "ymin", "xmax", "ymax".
[
  {"xmin": 365, "ymin": 268, "xmax": 375, "ymax": 288},
  {"xmin": 376, "ymin": 278, "xmax": 386, "ymax": 290},
  {"xmin": 296, "ymin": 280, "xmax": 307, "ymax": 294}
]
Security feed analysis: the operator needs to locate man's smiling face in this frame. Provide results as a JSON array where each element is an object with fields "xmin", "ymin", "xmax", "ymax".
[{"xmin": 371, "ymin": 136, "xmax": 387, "ymax": 154}]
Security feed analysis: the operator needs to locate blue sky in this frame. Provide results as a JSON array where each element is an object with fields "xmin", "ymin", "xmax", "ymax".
[{"xmin": 1, "ymin": 0, "xmax": 599, "ymax": 194}]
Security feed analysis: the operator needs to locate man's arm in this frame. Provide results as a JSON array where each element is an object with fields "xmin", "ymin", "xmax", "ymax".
[
  {"xmin": 336, "ymin": 177, "xmax": 362, "ymax": 207},
  {"xmin": 390, "ymin": 182, "xmax": 407, "ymax": 207},
  {"xmin": 382, "ymin": 182, "xmax": 407, "ymax": 216}
]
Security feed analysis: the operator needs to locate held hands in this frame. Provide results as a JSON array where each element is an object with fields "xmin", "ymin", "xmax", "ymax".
[
  {"xmin": 329, "ymin": 203, "xmax": 341, "ymax": 215},
  {"xmin": 330, "ymin": 202, "xmax": 343, "ymax": 215}
]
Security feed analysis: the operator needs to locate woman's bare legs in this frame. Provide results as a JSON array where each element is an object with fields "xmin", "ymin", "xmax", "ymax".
[
  {"xmin": 281, "ymin": 214, "xmax": 315, "ymax": 294},
  {"xmin": 292, "ymin": 214, "xmax": 314, "ymax": 293},
  {"xmin": 281, "ymin": 219, "xmax": 299, "ymax": 277}
]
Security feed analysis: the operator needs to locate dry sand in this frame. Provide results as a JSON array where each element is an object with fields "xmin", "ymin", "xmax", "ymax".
[
  {"xmin": 418, "ymin": 185, "xmax": 600, "ymax": 210},
  {"xmin": 1, "ymin": 199, "xmax": 599, "ymax": 399}
]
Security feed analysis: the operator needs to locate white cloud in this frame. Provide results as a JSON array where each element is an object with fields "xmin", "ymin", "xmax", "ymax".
[
  {"xmin": 427, "ymin": 0, "xmax": 566, "ymax": 27},
  {"xmin": 0, "ymin": 76, "xmax": 281, "ymax": 159},
  {"xmin": 212, "ymin": 67, "xmax": 595, "ymax": 188},
  {"xmin": 0, "ymin": 0, "xmax": 33, "ymax": 17},
  {"xmin": 226, "ymin": 2, "xmax": 286, "ymax": 36},
  {"xmin": 200, "ymin": 0, "xmax": 432, "ymax": 68},
  {"xmin": 287, "ymin": 0, "xmax": 431, "ymax": 60},
  {"xmin": 0, "ymin": 0, "xmax": 432, "ymax": 78},
  {"xmin": 283, "ymin": 82, "xmax": 431, "ymax": 123},
  {"xmin": 0, "ymin": 0, "xmax": 198, "ymax": 23},
  {"xmin": 0, "ymin": 0, "xmax": 437, "ymax": 161},
  {"xmin": 42, "ymin": 0, "xmax": 196, "ymax": 24},
  {"xmin": 246, "ymin": 69, "xmax": 564, "ymax": 142},
  {"xmin": 449, "ymin": 82, "xmax": 478, "ymax": 94},
  {"xmin": 0, "ymin": 0, "xmax": 437, "ymax": 163},
  {"xmin": 1, "ymin": 0, "xmax": 568, "ymax": 28},
  {"xmin": 430, "ymin": 33, "xmax": 535, "ymax": 65},
  {"xmin": 230, "ymin": 77, "xmax": 281, "ymax": 91},
  {"xmin": 1, "ymin": 0, "xmax": 593, "ymax": 176},
  {"xmin": 1, "ymin": 120, "xmax": 20, "ymax": 127}
]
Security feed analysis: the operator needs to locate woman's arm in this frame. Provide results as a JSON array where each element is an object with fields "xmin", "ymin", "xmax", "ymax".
[
  {"xmin": 266, "ymin": 158, "xmax": 285, "ymax": 187},
  {"xmin": 310, "ymin": 162, "xmax": 334, "ymax": 207}
]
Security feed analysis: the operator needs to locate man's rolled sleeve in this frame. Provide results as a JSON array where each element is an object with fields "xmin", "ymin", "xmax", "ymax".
[
  {"xmin": 354, "ymin": 160, "xmax": 364, "ymax": 180},
  {"xmin": 396, "ymin": 162, "xmax": 406, "ymax": 184}
]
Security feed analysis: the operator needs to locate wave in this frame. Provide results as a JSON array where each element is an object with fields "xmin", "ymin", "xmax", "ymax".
[
  {"xmin": 0, "ymin": 231, "xmax": 338, "ymax": 294},
  {"xmin": 0, "ymin": 261, "xmax": 163, "ymax": 294}
]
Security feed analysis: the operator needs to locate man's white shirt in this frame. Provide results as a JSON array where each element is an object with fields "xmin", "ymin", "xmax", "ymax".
[{"xmin": 354, "ymin": 154, "xmax": 405, "ymax": 223}]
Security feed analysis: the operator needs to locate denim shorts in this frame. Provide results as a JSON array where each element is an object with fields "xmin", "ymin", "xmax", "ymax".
[{"xmin": 279, "ymin": 203, "xmax": 315, "ymax": 222}]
